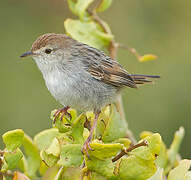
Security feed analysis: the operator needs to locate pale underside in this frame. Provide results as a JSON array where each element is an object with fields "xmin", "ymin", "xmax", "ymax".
[{"xmin": 34, "ymin": 56, "xmax": 118, "ymax": 111}]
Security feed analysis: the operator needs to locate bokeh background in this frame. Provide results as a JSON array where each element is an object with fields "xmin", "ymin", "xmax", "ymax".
[{"xmin": 0, "ymin": 0, "xmax": 191, "ymax": 158}]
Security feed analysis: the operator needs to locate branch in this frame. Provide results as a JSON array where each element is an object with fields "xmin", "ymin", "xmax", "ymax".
[
  {"xmin": 117, "ymin": 43, "xmax": 141, "ymax": 59},
  {"xmin": 112, "ymin": 140, "xmax": 148, "ymax": 162},
  {"xmin": 54, "ymin": 166, "xmax": 64, "ymax": 180}
]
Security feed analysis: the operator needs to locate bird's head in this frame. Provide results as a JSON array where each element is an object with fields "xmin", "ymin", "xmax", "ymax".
[{"xmin": 20, "ymin": 33, "xmax": 75, "ymax": 64}]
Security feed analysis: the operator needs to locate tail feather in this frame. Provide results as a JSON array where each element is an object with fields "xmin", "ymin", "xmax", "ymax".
[
  {"xmin": 130, "ymin": 74, "xmax": 160, "ymax": 78},
  {"xmin": 130, "ymin": 74, "xmax": 160, "ymax": 86}
]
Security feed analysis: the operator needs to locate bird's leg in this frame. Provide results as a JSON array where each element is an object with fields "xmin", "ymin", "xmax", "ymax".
[
  {"xmin": 53, "ymin": 106, "xmax": 71, "ymax": 123},
  {"xmin": 82, "ymin": 110, "xmax": 101, "ymax": 157}
]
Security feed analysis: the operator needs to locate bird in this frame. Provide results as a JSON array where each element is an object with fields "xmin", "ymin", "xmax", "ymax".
[{"xmin": 20, "ymin": 33, "xmax": 160, "ymax": 155}]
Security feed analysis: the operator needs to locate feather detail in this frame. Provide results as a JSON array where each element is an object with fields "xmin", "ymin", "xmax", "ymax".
[
  {"xmin": 72, "ymin": 42, "xmax": 159, "ymax": 89},
  {"xmin": 82, "ymin": 47, "xmax": 137, "ymax": 88},
  {"xmin": 130, "ymin": 74, "xmax": 160, "ymax": 85}
]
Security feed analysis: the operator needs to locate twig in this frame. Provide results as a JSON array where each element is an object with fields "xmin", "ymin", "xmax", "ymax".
[
  {"xmin": 54, "ymin": 166, "xmax": 64, "ymax": 180},
  {"xmin": 109, "ymin": 41, "xmax": 118, "ymax": 61},
  {"xmin": 112, "ymin": 140, "xmax": 148, "ymax": 162},
  {"xmin": 87, "ymin": 9, "xmax": 111, "ymax": 34},
  {"xmin": 117, "ymin": 43, "xmax": 141, "ymax": 59}
]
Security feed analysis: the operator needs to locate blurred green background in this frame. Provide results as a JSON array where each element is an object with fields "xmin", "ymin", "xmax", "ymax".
[{"xmin": 0, "ymin": 0, "xmax": 191, "ymax": 158}]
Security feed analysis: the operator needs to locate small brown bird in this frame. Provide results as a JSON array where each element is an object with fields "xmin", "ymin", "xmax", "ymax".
[{"xmin": 20, "ymin": 33, "xmax": 160, "ymax": 155}]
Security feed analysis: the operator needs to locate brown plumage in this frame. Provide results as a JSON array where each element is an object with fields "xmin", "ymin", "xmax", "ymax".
[
  {"xmin": 31, "ymin": 33, "xmax": 74, "ymax": 52},
  {"xmin": 88, "ymin": 58, "xmax": 137, "ymax": 88}
]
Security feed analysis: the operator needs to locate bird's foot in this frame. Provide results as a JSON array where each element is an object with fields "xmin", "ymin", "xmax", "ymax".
[
  {"xmin": 81, "ymin": 135, "xmax": 94, "ymax": 157},
  {"xmin": 53, "ymin": 106, "xmax": 71, "ymax": 123}
]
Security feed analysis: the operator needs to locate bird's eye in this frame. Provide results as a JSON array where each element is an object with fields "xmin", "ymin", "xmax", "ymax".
[{"xmin": 45, "ymin": 49, "xmax": 52, "ymax": 54}]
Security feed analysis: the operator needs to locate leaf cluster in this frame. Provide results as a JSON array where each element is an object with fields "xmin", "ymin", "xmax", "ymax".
[{"xmin": 0, "ymin": 106, "xmax": 190, "ymax": 180}]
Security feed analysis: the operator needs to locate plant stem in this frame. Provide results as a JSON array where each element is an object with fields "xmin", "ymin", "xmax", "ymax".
[
  {"xmin": 117, "ymin": 43, "xmax": 141, "ymax": 59},
  {"xmin": 112, "ymin": 140, "xmax": 148, "ymax": 162},
  {"xmin": 54, "ymin": 166, "xmax": 64, "ymax": 180}
]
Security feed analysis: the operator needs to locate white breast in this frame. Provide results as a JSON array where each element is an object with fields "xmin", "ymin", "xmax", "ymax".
[{"xmin": 34, "ymin": 58, "xmax": 117, "ymax": 111}]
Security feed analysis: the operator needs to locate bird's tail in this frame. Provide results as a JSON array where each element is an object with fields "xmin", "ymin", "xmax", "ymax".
[{"xmin": 130, "ymin": 74, "xmax": 160, "ymax": 86}]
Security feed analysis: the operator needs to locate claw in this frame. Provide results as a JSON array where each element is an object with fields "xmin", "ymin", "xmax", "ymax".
[
  {"xmin": 65, "ymin": 111, "xmax": 72, "ymax": 120},
  {"xmin": 60, "ymin": 111, "xmax": 71, "ymax": 121},
  {"xmin": 53, "ymin": 106, "xmax": 71, "ymax": 123}
]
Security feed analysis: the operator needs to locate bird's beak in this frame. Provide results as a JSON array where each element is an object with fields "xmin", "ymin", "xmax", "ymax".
[{"xmin": 20, "ymin": 51, "xmax": 33, "ymax": 58}]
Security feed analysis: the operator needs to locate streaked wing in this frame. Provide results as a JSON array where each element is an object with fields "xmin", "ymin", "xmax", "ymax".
[{"xmin": 79, "ymin": 45, "xmax": 137, "ymax": 88}]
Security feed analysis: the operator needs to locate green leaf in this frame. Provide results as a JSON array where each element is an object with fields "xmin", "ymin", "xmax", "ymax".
[
  {"xmin": 115, "ymin": 134, "xmax": 161, "ymax": 179},
  {"xmin": 114, "ymin": 138, "xmax": 131, "ymax": 149},
  {"xmin": 85, "ymin": 156, "xmax": 116, "ymax": 179},
  {"xmin": 58, "ymin": 144, "xmax": 83, "ymax": 167},
  {"xmin": 96, "ymin": 0, "xmax": 113, "ymax": 12},
  {"xmin": 42, "ymin": 166, "xmax": 60, "ymax": 180},
  {"xmin": 165, "ymin": 127, "xmax": 185, "ymax": 174},
  {"xmin": 67, "ymin": 0, "xmax": 76, "ymax": 15},
  {"xmin": 167, "ymin": 127, "xmax": 185, "ymax": 165},
  {"xmin": 155, "ymin": 141, "xmax": 168, "ymax": 169},
  {"xmin": 2, "ymin": 148, "xmax": 23, "ymax": 170},
  {"xmin": 70, "ymin": 113, "xmax": 86, "ymax": 144},
  {"xmin": 88, "ymin": 140, "xmax": 123, "ymax": 160},
  {"xmin": 64, "ymin": 19, "xmax": 113, "ymax": 51},
  {"xmin": 167, "ymin": 160, "xmax": 191, "ymax": 180},
  {"xmin": 45, "ymin": 137, "xmax": 60, "ymax": 157},
  {"xmin": 63, "ymin": 167, "xmax": 87, "ymax": 180},
  {"xmin": 68, "ymin": 108, "xmax": 78, "ymax": 123},
  {"xmin": 22, "ymin": 134, "xmax": 41, "ymax": 177},
  {"xmin": 2, "ymin": 129, "xmax": 24, "ymax": 151},
  {"xmin": 140, "ymin": 131, "xmax": 168, "ymax": 169},
  {"xmin": 75, "ymin": 0, "xmax": 94, "ymax": 20},
  {"xmin": 146, "ymin": 133, "xmax": 161, "ymax": 156},
  {"xmin": 140, "ymin": 131, "xmax": 153, "ymax": 139},
  {"xmin": 139, "ymin": 54, "xmax": 157, "ymax": 62},
  {"xmin": 40, "ymin": 151, "xmax": 59, "ymax": 167},
  {"xmin": 130, "ymin": 134, "xmax": 161, "ymax": 161},
  {"xmin": 34, "ymin": 128, "xmax": 60, "ymax": 151},
  {"xmin": 67, "ymin": 0, "xmax": 94, "ymax": 20},
  {"xmin": 148, "ymin": 168, "xmax": 164, "ymax": 180},
  {"xmin": 18, "ymin": 155, "xmax": 28, "ymax": 173},
  {"xmin": 101, "ymin": 105, "xmax": 128, "ymax": 142},
  {"xmin": 39, "ymin": 161, "xmax": 49, "ymax": 176},
  {"xmin": 117, "ymin": 156, "xmax": 157, "ymax": 180},
  {"xmin": 130, "ymin": 145, "xmax": 155, "ymax": 162}
]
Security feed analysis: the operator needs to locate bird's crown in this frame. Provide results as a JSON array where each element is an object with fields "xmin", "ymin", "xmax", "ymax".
[{"xmin": 31, "ymin": 33, "xmax": 73, "ymax": 52}]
